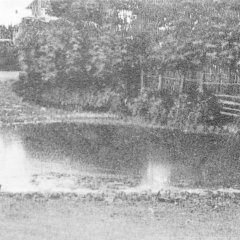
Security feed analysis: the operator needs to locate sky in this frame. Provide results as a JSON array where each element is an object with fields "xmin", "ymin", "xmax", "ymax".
[{"xmin": 0, "ymin": 0, "xmax": 33, "ymax": 26}]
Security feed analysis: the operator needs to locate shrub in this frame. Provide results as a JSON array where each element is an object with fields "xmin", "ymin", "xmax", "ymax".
[
  {"xmin": 126, "ymin": 88, "xmax": 173, "ymax": 123},
  {"xmin": 37, "ymin": 86, "xmax": 121, "ymax": 112},
  {"xmin": 167, "ymin": 90, "xmax": 223, "ymax": 129},
  {"xmin": 0, "ymin": 42, "xmax": 19, "ymax": 71},
  {"xmin": 128, "ymin": 91, "xmax": 150, "ymax": 119},
  {"xmin": 198, "ymin": 91, "xmax": 222, "ymax": 125}
]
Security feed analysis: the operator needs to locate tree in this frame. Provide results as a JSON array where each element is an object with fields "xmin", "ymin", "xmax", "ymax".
[{"xmin": 16, "ymin": 0, "xmax": 240, "ymax": 99}]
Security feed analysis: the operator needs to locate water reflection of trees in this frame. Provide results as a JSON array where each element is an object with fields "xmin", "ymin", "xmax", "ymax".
[{"xmin": 17, "ymin": 123, "xmax": 238, "ymax": 187}]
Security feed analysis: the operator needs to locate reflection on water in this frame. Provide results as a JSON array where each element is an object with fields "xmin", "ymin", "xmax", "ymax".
[
  {"xmin": 0, "ymin": 123, "xmax": 227, "ymax": 192},
  {"xmin": 141, "ymin": 144, "xmax": 171, "ymax": 189},
  {"xmin": 0, "ymin": 133, "xmax": 33, "ymax": 192},
  {"xmin": 143, "ymin": 161, "xmax": 171, "ymax": 188}
]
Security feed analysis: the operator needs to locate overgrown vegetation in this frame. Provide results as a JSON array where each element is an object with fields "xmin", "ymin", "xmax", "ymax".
[
  {"xmin": 0, "ymin": 25, "xmax": 19, "ymax": 71},
  {"xmin": 0, "ymin": 25, "xmax": 15, "ymax": 39},
  {"xmin": 0, "ymin": 43, "xmax": 19, "ymax": 71},
  {"xmin": 14, "ymin": 0, "xmax": 240, "ymax": 128}
]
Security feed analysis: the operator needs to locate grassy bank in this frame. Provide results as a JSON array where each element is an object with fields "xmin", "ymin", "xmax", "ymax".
[
  {"xmin": 1, "ymin": 191, "xmax": 240, "ymax": 240},
  {"xmin": 0, "ymin": 77, "xmax": 236, "ymax": 136}
]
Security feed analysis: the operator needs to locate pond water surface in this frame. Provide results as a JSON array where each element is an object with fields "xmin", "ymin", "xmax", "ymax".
[{"xmin": 0, "ymin": 123, "xmax": 236, "ymax": 192}]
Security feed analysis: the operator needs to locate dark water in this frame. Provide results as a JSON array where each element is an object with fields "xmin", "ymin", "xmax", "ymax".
[{"xmin": 0, "ymin": 123, "xmax": 238, "ymax": 192}]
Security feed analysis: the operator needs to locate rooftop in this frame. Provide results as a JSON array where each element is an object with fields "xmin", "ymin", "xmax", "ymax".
[{"xmin": 26, "ymin": 0, "xmax": 49, "ymax": 10}]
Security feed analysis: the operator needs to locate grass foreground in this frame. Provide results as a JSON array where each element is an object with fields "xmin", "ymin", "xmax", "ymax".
[{"xmin": 1, "ymin": 191, "xmax": 240, "ymax": 240}]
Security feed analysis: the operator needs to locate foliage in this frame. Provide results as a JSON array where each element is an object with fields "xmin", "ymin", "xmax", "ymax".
[
  {"xmin": 168, "ymin": 90, "xmax": 223, "ymax": 129},
  {"xmin": 127, "ymin": 88, "xmax": 174, "ymax": 123},
  {"xmin": 124, "ymin": 87, "xmax": 222, "ymax": 128},
  {"xmin": 15, "ymin": 0, "xmax": 238, "ymax": 128},
  {"xmin": 137, "ymin": 0, "xmax": 240, "ymax": 75},
  {"xmin": 0, "ymin": 41, "xmax": 19, "ymax": 71},
  {"xmin": 17, "ymin": 0, "xmax": 240, "ymax": 81},
  {"xmin": 39, "ymin": 87, "xmax": 121, "ymax": 112},
  {"xmin": 0, "ymin": 25, "xmax": 15, "ymax": 39}
]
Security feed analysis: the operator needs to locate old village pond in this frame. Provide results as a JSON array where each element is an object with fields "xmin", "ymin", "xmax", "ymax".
[{"xmin": 0, "ymin": 122, "xmax": 239, "ymax": 192}]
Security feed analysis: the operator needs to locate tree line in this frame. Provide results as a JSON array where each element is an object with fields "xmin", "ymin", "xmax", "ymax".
[{"xmin": 14, "ymin": 0, "xmax": 240, "ymax": 128}]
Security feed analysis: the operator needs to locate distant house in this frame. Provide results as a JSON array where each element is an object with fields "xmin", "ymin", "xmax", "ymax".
[
  {"xmin": 26, "ymin": 0, "xmax": 50, "ymax": 19},
  {"xmin": 12, "ymin": 0, "xmax": 50, "ymax": 43}
]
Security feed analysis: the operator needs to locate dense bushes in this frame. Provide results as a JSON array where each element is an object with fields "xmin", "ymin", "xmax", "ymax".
[
  {"xmin": 14, "ymin": 75, "xmax": 120, "ymax": 112},
  {"xmin": 0, "ymin": 25, "xmax": 15, "ymax": 39},
  {"xmin": 126, "ymin": 89, "xmax": 172, "ymax": 123},
  {"xmin": 117, "ymin": 87, "xmax": 222, "ymax": 127},
  {"xmin": 16, "ymin": 0, "xmax": 240, "ymax": 86},
  {"xmin": 0, "ymin": 42, "xmax": 19, "ymax": 71},
  {"xmin": 14, "ymin": 0, "xmax": 236, "ymax": 128},
  {"xmin": 0, "ymin": 25, "xmax": 18, "ymax": 71},
  {"xmin": 14, "ymin": 69, "xmax": 222, "ymax": 127}
]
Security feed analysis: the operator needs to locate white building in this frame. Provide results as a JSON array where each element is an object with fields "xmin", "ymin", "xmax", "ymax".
[{"xmin": 26, "ymin": 0, "xmax": 50, "ymax": 19}]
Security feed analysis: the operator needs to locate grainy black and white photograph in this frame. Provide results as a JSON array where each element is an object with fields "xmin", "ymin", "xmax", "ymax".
[{"xmin": 1, "ymin": 0, "xmax": 240, "ymax": 239}]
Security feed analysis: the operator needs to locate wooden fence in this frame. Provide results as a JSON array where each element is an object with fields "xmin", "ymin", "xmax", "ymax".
[
  {"xmin": 144, "ymin": 65, "xmax": 240, "ymax": 117},
  {"xmin": 145, "ymin": 66, "xmax": 240, "ymax": 96}
]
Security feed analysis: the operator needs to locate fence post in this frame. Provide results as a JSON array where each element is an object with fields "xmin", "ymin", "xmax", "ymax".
[
  {"xmin": 140, "ymin": 68, "xmax": 144, "ymax": 92},
  {"xmin": 158, "ymin": 73, "xmax": 162, "ymax": 90},
  {"xmin": 179, "ymin": 73, "xmax": 185, "ymax": 94},
  {"xmin": 237, "ymin": 74, "xmax": 240, "ymax": 95},
  {"xmin": 218, "ymin": 72, "xmax": 222, "ymax": 94},
  {"xmin": 228, "ymin": 68, "xmax": 234, "ymax": 95},
  {"xmin": 140, "ymin": 56, "xmax": 144, "ymax": 92},
  {"xmin": 199, "ymin": 72, "xmax": 205, "ymax": 93}
]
